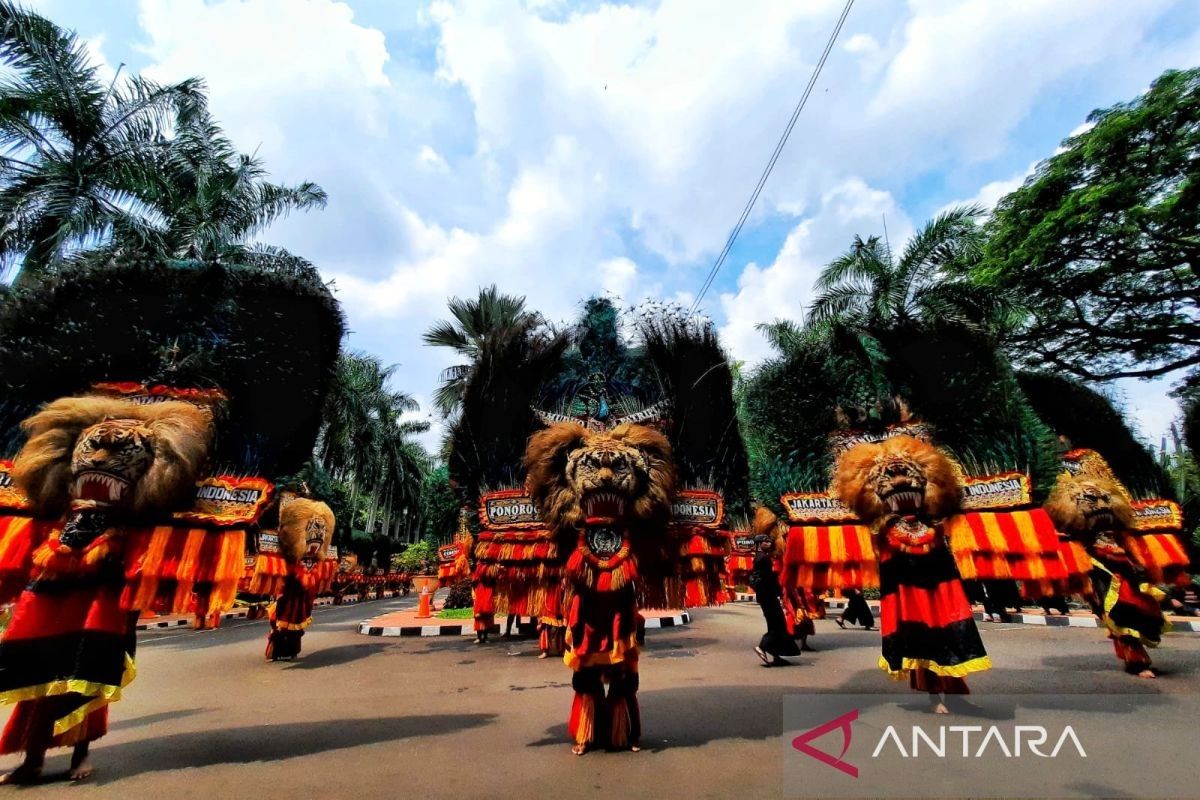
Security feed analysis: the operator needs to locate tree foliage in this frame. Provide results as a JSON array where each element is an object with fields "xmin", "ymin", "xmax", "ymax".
[
  {"xmin": 0, "ymin": 254, "xmax": 345, "ymax": 474},
  {"xmin": 0, "ymin": 1, "xmax": 205, "ymax": 285},
  {"xmin": 315, "ymin": 352, "xmax": 429, "ymax": 546},
  {"xmin": 799, "ymin": 205, "xmax": 1056, "ymax": 480},
  {"xmin": 419, "ymin": 464, "xmax": 461, "ymax": 541},
  {"xmin": 423, "ymin": 285, "xmax": 540, "ymax": 416},
  {"xmin": 1017, "ymin": 371, "xmax": 1168, "ymax": 497},
  {"xmin": 982, "ymin": 67, "xmax": 1200, "ymax": 382}
]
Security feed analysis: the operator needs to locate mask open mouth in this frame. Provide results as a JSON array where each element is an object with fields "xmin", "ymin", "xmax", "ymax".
[
  {"xmin": 1086, "ymin": 509, "xmax": 1116, "ymax": 530},
  {"xmin": 583, "ymin": 491, "xmax": 626, "ymax": 522},
  {"xmin": 72, "ymin": 471, "xmax": 132, "ymax": 505},
  {"xmin": 882, "ymin": 487, "xmax": 923, "ymax": 514}
]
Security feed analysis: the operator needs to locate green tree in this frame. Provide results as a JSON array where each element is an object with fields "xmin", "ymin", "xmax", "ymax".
[
  {"xmin": 780, "ymin": 207, "xmax": 1060, "ymax": 494},
  {"xmin": 419, "ymin": 464, "xmax": 461, "ymax": 543},
  {"xmin": 422, "ymin": 284, "xmax": 540, "ymax": 415},
  {"xmin": 982, "ymin": 67, "xmax": 1200, "ymax": 381},
  {"xmin": 807, "ymin": 206, "xmax": 999, "ymax": 337},
  {"xmin": 0, "ymin": 1, "xmax": 204, "ymax": 285},
  {"xmin": 124, "ymin": 110, "xmax": 325, "ymax": 267},
  {"xmin": 396, "ymin": 539, "xmax": 436, "ymax": 574},
  {"xmin": 315, "ymin": 352, "xmax": 429, "ymax": 547}
]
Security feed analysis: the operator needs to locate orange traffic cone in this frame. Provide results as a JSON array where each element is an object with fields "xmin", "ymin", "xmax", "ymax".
[{"xmin": 416, "ymin": 586, "xmax": 432, "ymax": 619}]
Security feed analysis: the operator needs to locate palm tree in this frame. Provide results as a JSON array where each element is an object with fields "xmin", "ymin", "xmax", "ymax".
[
  {"xmin": 0, "ymin": 1, "xmax": 205, "ymax": 286},
  {"xmin": 423, "ymin": 284, "xmax": 540, "ymax": 415},
  {"xmin": 805, "ymin": 205, "xmax": 999, "ymax": 336},
  {"xmin": 316, "ymin": 352, "xmax": 430, "ymax": 547},
  {"xmin": 133, "ymin": 110, "xmax": 326, "ymax": 266}
]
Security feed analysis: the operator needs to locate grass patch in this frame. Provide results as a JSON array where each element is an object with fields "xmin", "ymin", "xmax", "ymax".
[{"xmin": 436, "ymin": 607, "xmax": 475, "ymax": 620}]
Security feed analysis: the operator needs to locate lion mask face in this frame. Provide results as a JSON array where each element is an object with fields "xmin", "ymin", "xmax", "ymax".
[
  {"xmin": 524, "ymin": 422, "xmax": 675, "ymax": 532},
  {"xmin": 1045, "ymin": 474, "xmax": 1133, "ymax": 537},
  {"xmin": 70, "ymin": 419, "xmax": 156, "ymax": 507},
  {"xmin": 833, "ymin": 435, "xmax": 960, "ymax": 523},
  {"xmin": 13, "ymin": 396, "xmax": 213, "ymax": 518},
  {"xmin": 279, "ymin": 497, "xmax": 335, "ymax": 562}
]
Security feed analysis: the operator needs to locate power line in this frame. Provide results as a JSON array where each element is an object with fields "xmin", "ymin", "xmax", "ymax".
[{"xmin": 689, "ymin": 0, "xmax": 855, "ymax": 314}]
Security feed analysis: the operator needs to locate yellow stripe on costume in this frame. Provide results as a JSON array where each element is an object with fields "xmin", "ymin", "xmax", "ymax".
[
  {"xmin": 562, "ymin": 628, "xmax": 640, "ymax": 671},
  {"xmin": 0, "ymin": 653, "xmax": 137, "ymax": 737},
  {"xmin": 877, "ymin": 654, "xmax": 992, "ymax": 679},
  {"xmin": 979, "ymin": 513, "xmax": 1008, "ymax": 556}
]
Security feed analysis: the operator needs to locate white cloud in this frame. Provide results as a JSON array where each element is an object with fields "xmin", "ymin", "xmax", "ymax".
[
  {"xmin": 863, "ymin": 0, "xmax": 1175, "ymax": 163},
  {"xmin": 101, "ymin": 0, "xmax": 1197, "ymax": 441},
  {"xmin": 718, "ymin": 177, "xmax": 913, "ymax": 364},
  {"xmin": 416, "ymin": 145, "xmax": 450, "ymax": 172},
  {"xmin": 937, "ymin": 162, "xmax": 1037, "ymax": 216},
  {"xmin": 1114, "ymin": 376, "xmax": 1187, "ymax": 446},
  {"xmin": 598, "ymin": 256, "xmax": 639, "ymax": 300},
  {"xmin": 843, "ymin": 33, "xmax": 879, "ymax": 54}
]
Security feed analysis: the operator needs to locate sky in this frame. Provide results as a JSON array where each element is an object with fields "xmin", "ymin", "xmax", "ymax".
[{"xmin": 27, "ymin": 0, "xmax": 1200, "ymax": 453}]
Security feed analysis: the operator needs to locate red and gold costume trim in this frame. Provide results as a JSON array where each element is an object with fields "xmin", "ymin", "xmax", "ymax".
[
  {"xmin": 668, "ymin": 490, "xmax": 730, "ymax": 608},
  {"xmin": 472, "ymin": 491, "xmax": 561, "ymax": 620},
  {"xmin": 0, "ymin": 526, "xmax": 137, "ymax": 746},
  {"xmin": 1124, "ymin": 499, "xmax": 1190, "ymax": 586},
  {"xmin": 877, "ymin": 519, "xmax": 991, "ymax": 681},
  {"xmin": 265, "ymin": 558, "xmax": 337, "ymax": 661},
  {"xmin": 779, "ymin": 491, "xmax": 878, "ymax": 593}
]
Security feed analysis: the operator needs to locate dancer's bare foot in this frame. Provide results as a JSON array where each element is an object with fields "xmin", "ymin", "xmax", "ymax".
[
  {"xmin": 932, "ymin": 702, "xmax": 950, "ymax": 714},
  {"xmin": 630, "ymin": 744, "xmax": 641, "ymax": 752},
  {"xmin": 571, "ymin": 744, "xmax": 588, "ymax": 756},
  {"xmin": 0, "ymin": 763, "xmax": 43, "ymax": 785},
  {"xmin": 67, "ymin": 744, "xmax": 91, "ymax": 781},
  {"xmin": 1136, "ymin": 668, "xmax": 1157, "ymax": 679},
  {"xmin": 538, "ymin": 652, "xmax": 548, "ymax": 659}
]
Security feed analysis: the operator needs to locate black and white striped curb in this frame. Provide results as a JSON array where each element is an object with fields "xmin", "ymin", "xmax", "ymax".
[
  {"xmin": 136, "ymin": 608, "xmax": 249, "ymax": 630},
  {"xmin": 136, "ymin": 589, "xmax": 406, "ymax": 630},
  {"xmin": 973, "ymin": 611, "xmax": 1200, "ymax": 632},
  {"xmin": 314, "ymin": 589, "xmax": 404, "ymax": 607},
  {"xmin": 359, "ymin": 610, "xmax": 692, "ymax": 638}
]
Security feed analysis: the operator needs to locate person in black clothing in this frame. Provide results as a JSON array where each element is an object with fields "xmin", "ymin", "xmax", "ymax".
[
  {"xmin": 835, "ymin": 588, "xmax": 875, "ymax": 630},
  {"xmin": 751, "ymin": 534, "xmax": 801, "ymax": 666}
]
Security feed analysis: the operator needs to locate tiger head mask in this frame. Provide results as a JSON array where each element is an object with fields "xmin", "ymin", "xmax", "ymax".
[
  {"xmin": 278, "ymin": 496, "xmax": 335, "ymax": 562},
  {"xmin": 1045, "ymin": 473, "xmax": 1133, "ymax": 540},
  {"xmin": 833, "ymin": 435, "xmax": 961, "ymax": 524},
  {"xmin": 524, "ymin": 422, "xmax": 675, "ymax": 534},
  {"xmin": 13, "ymin": 395, "xmax": 214, "ymax": 518}
]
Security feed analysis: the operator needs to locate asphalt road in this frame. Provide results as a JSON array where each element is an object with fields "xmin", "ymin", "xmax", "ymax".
[{"xmin": 4, "ymin": 599, "xmax": 1199, "ymax": 799}]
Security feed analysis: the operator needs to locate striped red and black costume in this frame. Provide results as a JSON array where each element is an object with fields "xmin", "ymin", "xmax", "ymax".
[
  {"xmin": 1088, "ymin": 538, "xmax": 1167, "ymax": 673},
  {"xmin": 877, "ymin": 517, "xmax": 990, "ymax": 692},
  {"xmin": 266, "ymin": 559, "xmax": 336, "ymax": 661},
  {"xmin": 563, "ymin": 529, "xmax": 644, "ymax": 751},
  {"xmin": 0, "ymin": 520, "xmax": 137, "ymax": 754}
]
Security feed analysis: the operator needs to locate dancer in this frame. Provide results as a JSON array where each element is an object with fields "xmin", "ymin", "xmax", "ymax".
[
  {"xmin": 0, "ymin": 393, "xmax": 220, "ymax": 782},
  {"xmin": 836, "ymin": 588, "xmax": 875, "ymax": 630},
  {"xmin": 526, "ymin": 422, "xmax": 675, "ymax": 755},
  {"xmin": 265, "ymin": 495, "xmax": 337, "ymax": 661},
  {"xmin": 1045, "ymin": 472, "xmax": 1166, "ymax": 678},
  {"xmin": 834, "ymin": 435, "xmax": 990, "ymax": 713},
  {"xmin": 751, "ymin": 533, "xmax": 800, "ymax": 666},
  {"xmin": 538, "ymin": 613, "xmax": 566, "ymax": 659}
]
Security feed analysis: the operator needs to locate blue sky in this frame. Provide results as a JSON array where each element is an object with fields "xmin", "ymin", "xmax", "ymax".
[{"xmin": 28, "ymin": 0, "xmax": 1200, "ymax": 450}]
